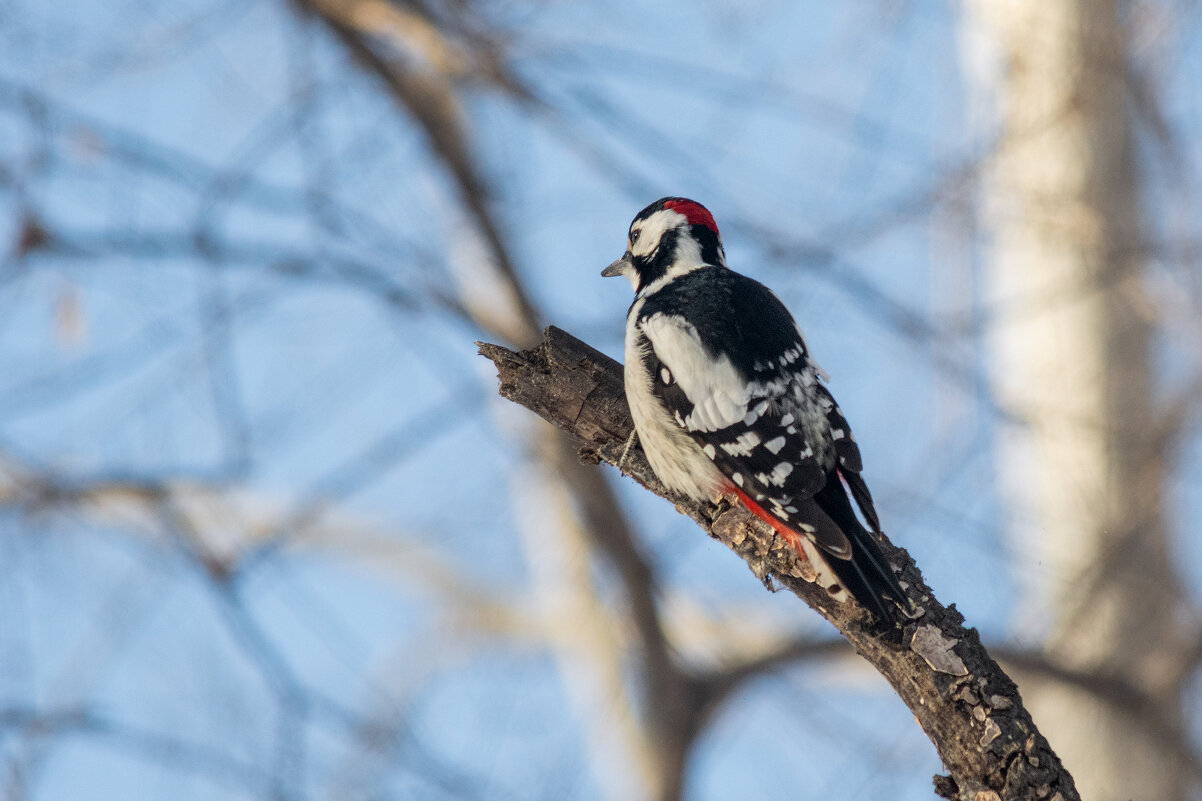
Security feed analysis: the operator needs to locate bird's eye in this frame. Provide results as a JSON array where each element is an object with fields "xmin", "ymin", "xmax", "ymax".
[{"xmin": 630, "ymin": 229, "xmax": 641, "ymax": 245}]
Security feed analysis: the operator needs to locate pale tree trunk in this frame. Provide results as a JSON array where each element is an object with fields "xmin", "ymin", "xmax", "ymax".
[{"xmin": 967, "ymin": 2, "xmax": 1194, "ymax": 799}]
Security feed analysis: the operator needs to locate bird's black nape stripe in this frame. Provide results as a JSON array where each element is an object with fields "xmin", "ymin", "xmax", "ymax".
[{"xmin": 692, "ymin": 223, "xmax": 723, "ymax": 269}]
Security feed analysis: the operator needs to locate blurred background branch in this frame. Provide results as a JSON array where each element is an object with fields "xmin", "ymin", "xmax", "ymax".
[{"xmin": 1, "ymin": 1, "xmax": 1201, "ymax": 800}]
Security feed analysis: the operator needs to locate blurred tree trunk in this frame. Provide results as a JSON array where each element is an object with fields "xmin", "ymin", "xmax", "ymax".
[{"xmin": 968, "ymin": 2, "xmax": 1194, "ymax": 799}]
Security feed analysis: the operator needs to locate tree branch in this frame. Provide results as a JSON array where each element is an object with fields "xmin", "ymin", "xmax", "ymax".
[{"xmin": 480, "ymin": 325, "xmax": 1080, "ymax": 801}]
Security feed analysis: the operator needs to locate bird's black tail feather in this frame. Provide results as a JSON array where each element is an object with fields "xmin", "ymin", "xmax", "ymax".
[
  {"xmin": 828, "ymin": 525, "xmax": 910, "ymax": 625},
  {"xmin": 813, "ymin": 473, "xmax": 911, "ymax": 624}
]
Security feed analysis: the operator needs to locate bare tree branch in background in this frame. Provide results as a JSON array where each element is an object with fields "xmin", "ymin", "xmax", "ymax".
[
  {"xmin": 289, "ymin": 3, "xmax": 727, "ymax": 797},
  {"xmin": 2, "ymin": 1, "xmax": 1202, "ymax": 800}
]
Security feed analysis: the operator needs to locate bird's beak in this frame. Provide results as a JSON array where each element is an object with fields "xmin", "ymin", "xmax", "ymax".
[{"xmin": 602, "ymin": 253, "xmax": 632, "ymax": 278}]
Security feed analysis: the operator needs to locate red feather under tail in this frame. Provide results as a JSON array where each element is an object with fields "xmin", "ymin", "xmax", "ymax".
[
  {"xmin": 727, "ymin": 484, "xmax": 808, "ymax": 561},
  {"xmin": 724, "ymin": 482, "xmax": 854, "ymax": 603}
]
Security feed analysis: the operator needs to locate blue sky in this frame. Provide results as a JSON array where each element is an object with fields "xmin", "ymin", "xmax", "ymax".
[{"xmin": 1, "ymin": 0, "xmax": 1200, "ymax": 799}]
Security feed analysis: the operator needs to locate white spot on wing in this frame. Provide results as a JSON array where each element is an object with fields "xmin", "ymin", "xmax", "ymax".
[
  {"xmin": 702, "ymin": 444, "xmax": 716, "ymax": 459},
  {"xmin": 769, "ymin": 461, "xmax": 793, "ymax": 485},
  {"xmin": 720, "ymin": 431, "xmax": 761, "ymax": 457},
  {"xmin": 743, "ymin": 400, "xmax": 770, "ymax": 426},
  {"xmin": 764, "ymin": 436, "xmax": 786, "ymax": 455}
]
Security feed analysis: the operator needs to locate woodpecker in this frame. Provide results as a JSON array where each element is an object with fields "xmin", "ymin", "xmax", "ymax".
[{"xmin": 603, "ymin": 197, "xmax": 909, "ymax": 623}]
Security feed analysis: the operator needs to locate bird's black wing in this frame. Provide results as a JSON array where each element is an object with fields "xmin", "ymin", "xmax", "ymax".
[
  {"xmin": 635, "ymin": 270, "xmax": 851, "ymax": 557},
  {"xmin": 637, "ymin": 268, "xmax": 909, "ymax": 620}
]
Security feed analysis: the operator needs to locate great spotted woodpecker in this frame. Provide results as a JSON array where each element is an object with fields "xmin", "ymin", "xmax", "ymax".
[{"xmin": 603, "ymin": 197, "xmax": 909, "ymax": 623}]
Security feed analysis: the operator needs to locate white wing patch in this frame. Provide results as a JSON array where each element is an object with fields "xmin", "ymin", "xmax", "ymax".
[
  {"xmin": 720, "ymin": 431, "xmax": 761, "ymax": 457},
  {"xmin": 640, "ymin": 312, "xmax": 750, "ymax": 432},
  {"xmin": 743, "ymin": 399, "xmax": 770, "ymax": 425},
  {"xmin": 770, "ymin": 462, "xmax": 794, "ymax": 484}
]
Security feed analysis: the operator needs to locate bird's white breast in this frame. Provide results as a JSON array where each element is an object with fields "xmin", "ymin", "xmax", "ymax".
[{"xmin": 624, "ymin": 297, "xmax": 726, "ymax": 501}]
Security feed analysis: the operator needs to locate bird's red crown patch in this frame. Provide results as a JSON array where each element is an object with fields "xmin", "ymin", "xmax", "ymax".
[{"xmin": 663, "ymin": 199, "xmax": 718, "ymax": 234}]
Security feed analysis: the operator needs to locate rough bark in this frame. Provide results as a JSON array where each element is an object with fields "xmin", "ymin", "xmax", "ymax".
[{"xmin": 480, "ymin": 326, "xmax": 1080, "ymax": 801}]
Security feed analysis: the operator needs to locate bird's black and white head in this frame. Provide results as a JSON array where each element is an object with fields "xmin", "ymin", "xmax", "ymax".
[{"xmin": 602, "ymin": 197, "xmax": 727, "ymax": 294}]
